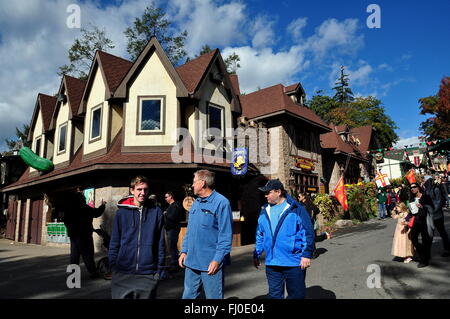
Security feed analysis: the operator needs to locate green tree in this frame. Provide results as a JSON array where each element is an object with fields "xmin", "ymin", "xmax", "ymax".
[
  {"xmin": 124, "ymin": 5, "xmax": 188, "ymax": 65},
  {"xmin": 419, "ymin": 76, "xmax": 450, "ymax": 140},
  {"xmin": 332, "ymin": 65, "xmax": 354, "ymax": 105},
  {"xmin": 58, "ymin": 24, "xmax": 115, "ymax": 80},
  {"xmin": 224, "ymin": 52, "xmax": 241, "ymax": 74},
  {"xmin": 4, "ymin": 124, "xmax": 31, "ymax": 154},
  {"xmin": 307, "ymin": 90, "xmax": 339, "ymax": 120}
]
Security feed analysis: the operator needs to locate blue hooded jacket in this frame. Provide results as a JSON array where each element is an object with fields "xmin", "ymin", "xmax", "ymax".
[
  {"xmin": 254, "ymin": 195, "xmax": 315, "ymax": 266},
  {"xmin": 108, "ymin": 196, "xmax": 165, "ymax": 275}
]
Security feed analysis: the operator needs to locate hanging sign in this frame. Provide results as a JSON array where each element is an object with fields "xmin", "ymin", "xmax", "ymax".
[{"xmin": 231, "ymin": 148, "xmax": 248, "ymax": 175}]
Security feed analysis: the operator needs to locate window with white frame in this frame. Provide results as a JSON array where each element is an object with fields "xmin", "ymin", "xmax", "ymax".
[
  {"xmin": 58, "ymin": 123, "xmax": 67, "ymax": 153},
  {"xmin": 139, "ymin": 97, "xmax": 163, "ymax": 132},
  {"xmin": 34, "ymin": 136, "xmax": 41, "ymax": 156},
  {"xmin": 207, "ymin": 103, "xmax": 224, "ymax": 136},
  {"xmin": 90, "ymin": 104, "xmax": 102, "ymax": 141}
]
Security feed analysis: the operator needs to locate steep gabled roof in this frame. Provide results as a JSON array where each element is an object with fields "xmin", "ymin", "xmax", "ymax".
[
  {"xmin": 97, "ymin": 51, "xmax": 133, "ymax": 93},
  {"xmin": 114, "ymin": 37, "xmax": 188, "ymax": 99},
  {"xmin": 176, "ymin": 50, "xmax": 217, "ymax": 93},
  {"xmin": 350, "ymin": 125, "xmax": 374, "ymax": 154},
  {"xmin": 28, "ymin": 93, "xmax": 57, "ymax": 140},
  {"xmin": 64, "ymin": 75, "xmax": 87, "ymax": 117},
  {"xmin": 39, "ymin": 94, "xmax": 57, "ymax": 131},
  {"xmin": 78, "ymin": 50, "xmax": 133, "ymax": 115},
  {"xmin": 240, "ymin": 84, "xmax": 330, "ymax": 130},
  {"xmin": 320, "ymin": 124, "xmax": 367, "ymax": 161}
]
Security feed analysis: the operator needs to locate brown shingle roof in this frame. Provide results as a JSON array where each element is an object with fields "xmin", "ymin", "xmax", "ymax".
[
  {"xmin": 64, "ymin": 75, "xmax": 86, "ymax": 117},
  {"xmin": 240, "ymin": 84, "xmax": 330, "ymax": 130},
  {"xmin": 320, "ymin": 125, "xmax": 366, "ymax": 160},
  {"xmin": 229, "ymin": 74, "xmax": 241, "ymax": 96},
  {"xmin": 97, "ymin": 51, "xmax": 133, "ymax": 93},
  {"xmin": 350, "ymin": 125, "xmax": 373, "ymax": 154},
  {"xmin": 176, "ymin": 49, "xmax": 217, "ymax": 93},
  {"xmin": 38, "ymin": 94, "xmax": 57, "ymax": 131}
]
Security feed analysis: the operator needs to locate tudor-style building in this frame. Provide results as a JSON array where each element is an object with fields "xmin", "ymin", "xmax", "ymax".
[
  {"xmin": 320, "ymin": 124, "xmax": 381, "ymax": 192},
  {"xmin": 2, "ymin": 37, "xmax": 245, "ymax": 248}
]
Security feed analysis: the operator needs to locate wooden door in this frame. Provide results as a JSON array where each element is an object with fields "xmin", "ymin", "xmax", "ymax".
[
  {"xmin": 18, "ymin": 201, "xmax": 27, "ymax": 242},
  {"xmin": 5, "ymin": 200, "xmax": 17, "ymax": 240},
  {"xmin": 28, "ymin": 199, "xmax": 43, "ymax": 244}
]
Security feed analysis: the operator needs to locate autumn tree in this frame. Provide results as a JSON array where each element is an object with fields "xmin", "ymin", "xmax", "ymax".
[
  {"xmin": 419, "ymin": 76, "xmax": 450, "ymax": 141},
  {"xmin": 124, "ymin": 5, "xmax": 188, "ymax": 65},
  {"xmin": 58, "ymin": 24, "xmax": 114, "ymax": 80}
]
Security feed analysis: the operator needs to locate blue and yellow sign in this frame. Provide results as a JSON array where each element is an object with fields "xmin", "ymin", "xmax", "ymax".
[{"xmin": 231, "ymin": 148, "xmax": 248, "ymax": 175}]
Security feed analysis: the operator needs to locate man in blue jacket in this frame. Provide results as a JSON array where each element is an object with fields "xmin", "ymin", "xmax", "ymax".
[
  {"xmin": 253, "ymin": 179, "xmax": 315, "ymax": 299},
  {"xmin": 179, "ymin": 170, "xmax": 233, "ymax": 299},
  {"xmin": 109, "ymin": 175, "xmax": 165, "ymax": 299}
]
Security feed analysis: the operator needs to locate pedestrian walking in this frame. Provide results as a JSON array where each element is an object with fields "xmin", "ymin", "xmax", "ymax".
[
  {"xmin": 376, "ymin": 187, "xmax": 388, "ymax": 220},
  {"xmin": 391, "ymin": 202, "xmax": 415, "ymax": 263},
  {"xmin": 109, "ymin": 175, "xmax": 165, "ymax": 299},
  {"xmin": 164, "ymin": 191, "xmax": 185, "ymax": 271},
  {"xmin": 408, "ymin": 182, "xmax": 434, "ymax": 268},
  {"xmin": 386, "ymin": 186, "xmax": 399, "ymax": 218},
  {"xmin": 424, "ymin": 175, "xmax": 450, "ymax": 257},
  {"xmin": 254, "ymin": 179, "xmax": 315, "ymax": 299},
  {"xmin": 298, "ymin": 193, "xmax": 331, "ymax": 259},
  {"xmin": 63, "ymin": 188, "xmax": 106, "ymax": 279},
  {"xmin": 179, "ymin": 170, "xmax": 233, "ymax": 299}
]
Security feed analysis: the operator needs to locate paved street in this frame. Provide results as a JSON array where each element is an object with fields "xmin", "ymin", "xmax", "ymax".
[{"xmin": 1, "ymin": 209, "xmax": 449, "ymax": 299}]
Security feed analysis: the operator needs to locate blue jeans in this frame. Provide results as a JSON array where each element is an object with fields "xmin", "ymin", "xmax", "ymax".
[
  {"xmin": 182, "ymin": 266, "xmax": 224, "ymax": 299},
  {"xmin": 377, "ymin": 203, "xmax": 387, "ymax": 219},
  {"xmin": 265, "ymin": 266, "xmax": 306, "ymax": 299}
]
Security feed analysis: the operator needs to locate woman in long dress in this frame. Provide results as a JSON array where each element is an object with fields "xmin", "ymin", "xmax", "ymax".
[{"xmin": 391, "ymin": 202, "xmax": 415, "ymax": 263}]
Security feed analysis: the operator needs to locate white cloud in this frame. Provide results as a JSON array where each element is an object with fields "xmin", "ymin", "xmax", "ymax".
[
  {"xmin": 394, "ymin": 136, "xmax": 420, "ymax": 148},
  {"xmin": 302, "ymin": 18, "xmax": 363, "ymax": 59},
  {"xmin": 223, "ymin": 45, "xmax": 308, "ymax": 94},
  {"xmin": 169, "ymin": 0, "xmax": 247, "ymax": 56},
  {"xmin": 251, "ymin": 15, "xmax": 277, "ymax": 49},
  {"xmin": 287, "ymin": 17, "xmax": 308, "ymax": 41}
]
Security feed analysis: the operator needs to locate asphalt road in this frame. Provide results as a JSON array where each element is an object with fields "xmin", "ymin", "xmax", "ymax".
[{"xmin": 1, "ymin": 209, "xmax": 449, "ymax": 299}]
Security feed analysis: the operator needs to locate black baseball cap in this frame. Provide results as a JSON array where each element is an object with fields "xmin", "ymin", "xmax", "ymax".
[{"xmin": 258, "ymin": 179, "xmax": 284, "ymax": 192}]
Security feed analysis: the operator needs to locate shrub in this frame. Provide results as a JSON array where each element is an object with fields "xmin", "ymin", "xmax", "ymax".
[{"xmin": 313, "ymin": 194, "xmax": 338, "ymax": 221}]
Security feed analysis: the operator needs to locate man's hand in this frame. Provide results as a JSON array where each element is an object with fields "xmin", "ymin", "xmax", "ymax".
[
  {"xmin": 253, "ymin": 258, "xmax": 260, "ymax": 269},
  {"xmin": 179, "ymin": 253, "xmax": 187, "ymax": 268},
  {"xmin": 207, "ymin": 261, "xmax": 220, "ymax": 275},
  {"xmin": 300, "ymin": 257, "xmax": 311, "ymax": 269}
]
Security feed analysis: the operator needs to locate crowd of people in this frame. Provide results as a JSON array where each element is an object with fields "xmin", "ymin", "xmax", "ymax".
[
  {"xmin": 63, "ymin": 168, "xmax": 450, "ymax": 299},
  {"xmin": 387, "ymin": 171, "xmax": 450, "ymax": 268}
]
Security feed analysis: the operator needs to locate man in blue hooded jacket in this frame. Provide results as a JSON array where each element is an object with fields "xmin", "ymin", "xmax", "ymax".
[
  {"xmin": 109, "ymin": 175, "xmax": 165, "ymax": 299},
  {"xmin": 253, "ymin": 179, "xmax": 315, "ymax": 299}
]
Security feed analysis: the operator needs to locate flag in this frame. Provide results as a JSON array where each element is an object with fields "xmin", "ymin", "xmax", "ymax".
[
  {"xmin": 333, "ymin": 176, "xmax": 348, "ymax": 211},
  {"xmin": 406, "ymin": 169, "xmax": 416, "ymax": 184},
  {"xmin": 375, "ymin": 171, "xmax": 390, "ymax": 188}
]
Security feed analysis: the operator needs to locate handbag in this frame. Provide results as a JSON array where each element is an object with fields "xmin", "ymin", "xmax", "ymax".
[{"xmin": 407, "ymin": 216, "xmax": 415, "ymax": 228}]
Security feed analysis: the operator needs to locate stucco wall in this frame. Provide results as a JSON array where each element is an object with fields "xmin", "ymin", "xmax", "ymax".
[
  {"xmin": 53, "ymin": 101, "xmax": 71, "ymax": 165},
  {"xmin": 30, "ymin": 110, "xmax": 44, "ymax": 172},
  {"xmin": 84, "ymin": 68, "xmax": 108, "ymax": 155},
  {"xmin": 124, "ymin": 51, "xmax": 178, "ymax": 147}
]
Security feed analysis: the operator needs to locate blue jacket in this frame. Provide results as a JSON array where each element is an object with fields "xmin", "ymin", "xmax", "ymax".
[
  {"xmin": 254, "ymin": 195, "xmax": 315, "ymax": 266},
  {"xmin": 108, "ymin": 196, "xmax": 165, "ymax": 275},
  {"xmin": 181, "ymin": 190, "xmax": 233, "ymax": 271}
]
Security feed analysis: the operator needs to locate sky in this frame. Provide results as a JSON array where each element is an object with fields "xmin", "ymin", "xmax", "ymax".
[{"xmin": 0, "ymin": 0, "xmax": 449, "ymax": 152}]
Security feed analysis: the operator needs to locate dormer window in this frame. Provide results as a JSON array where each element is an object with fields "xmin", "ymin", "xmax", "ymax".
[
  {"xmin": 34, "ymin": 136, "xmax": 41, "ymax": 156},
  {"xmin": 90, "ymin": 104, "xmax": 102, "ymax": 141},
  {"xmin": 138, "ymin": 96, "xmax": 164, "ymax": 133},
  {"xmin": 58, "ymin": 122, "xmax": 67, "ymax": 154}
]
